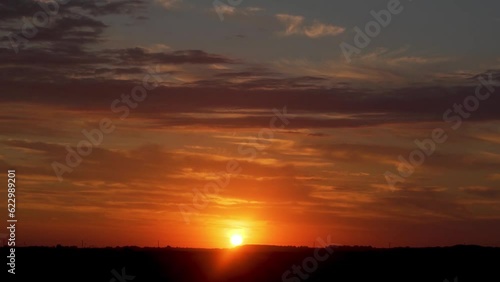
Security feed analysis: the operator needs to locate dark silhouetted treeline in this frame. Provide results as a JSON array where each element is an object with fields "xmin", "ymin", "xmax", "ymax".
[{"xmin": 2, "ymin": 245, "xmax": 498, "ymax": 282}]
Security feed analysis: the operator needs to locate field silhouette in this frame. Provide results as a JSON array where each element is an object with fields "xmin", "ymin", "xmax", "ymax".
[{"xmin": 4, "ymin": 245, "xmax": 498, "ymax": 281}]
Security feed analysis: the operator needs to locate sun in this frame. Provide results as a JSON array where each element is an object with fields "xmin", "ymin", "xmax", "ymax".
[{"xmin": 230, "ymin": 234, "xmax": 243, "ymax": 247}]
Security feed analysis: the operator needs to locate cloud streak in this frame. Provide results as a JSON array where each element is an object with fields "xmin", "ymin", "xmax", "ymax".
[{"xmin": 276, "ymin": 14, "xmax": 345, "ymax": 38}]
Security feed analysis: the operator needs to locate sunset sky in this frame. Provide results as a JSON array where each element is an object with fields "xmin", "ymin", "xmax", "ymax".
[{"xmin": 1, "ymin": 0, "xmax": 500, "ymax": 248}]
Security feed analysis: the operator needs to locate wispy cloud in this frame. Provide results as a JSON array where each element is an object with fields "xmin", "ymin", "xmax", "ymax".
[
  {"xmin": 304, "ymin": 20, "xmax": 346, "ymax": 38},
  {"xmin": 211, "ymin": 6, "xmax": 264, "ymax": 17},
  {"xmin": 276, "ymin": 14, "xmax": 345, "ymax": 38}
]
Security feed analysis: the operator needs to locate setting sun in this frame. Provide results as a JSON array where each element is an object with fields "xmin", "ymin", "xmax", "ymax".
[{"xmin": 230, "ymin": 235, "xmax": 243, "ymax": 247}]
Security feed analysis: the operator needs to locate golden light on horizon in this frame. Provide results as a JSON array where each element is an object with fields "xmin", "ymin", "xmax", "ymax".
[{"xmin": 230, "ymin": 234, "xmax": 243, "ymax": 247}]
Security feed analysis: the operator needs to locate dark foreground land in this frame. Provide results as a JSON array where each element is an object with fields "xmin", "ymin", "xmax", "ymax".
[{"xmin": 3, "ymin": 245, "xmax": 499, "ymax": 282}]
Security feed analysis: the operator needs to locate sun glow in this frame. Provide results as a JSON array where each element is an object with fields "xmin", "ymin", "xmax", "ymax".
[{"xmin": 230, "ymin": 234, "xmax": 243, "ymax": 247}]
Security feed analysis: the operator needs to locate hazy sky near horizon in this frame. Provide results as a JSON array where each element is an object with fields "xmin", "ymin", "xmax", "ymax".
[{"xmin": 1, "ymin": 0, "xmax": 500, "ymax": 248}]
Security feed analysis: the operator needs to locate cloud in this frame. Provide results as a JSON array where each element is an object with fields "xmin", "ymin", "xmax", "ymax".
[
  {"xmin": 0, "ymin": 47, "xmax": 498, "ymax": 121},
  {"xmin": 210, "ymin": 5, "xmax": 264, "ymax": 18},
  {"xmin": 388, "ymin": 56, "xmax": 452, "ymax": 65},
  {"xmin": 271, "ymin": 50, "xmax": 464, "ymax": 87},
  {"xmin": 303, "ymin": 20, "xmax": 346, "ymax": 38},
  {"xmin": 0, "ymin": 0, "xmax": 147, "ymax": 19},
  {"xmin": 155, "ymin": 0, "xmax": 181, "ymax": 10},
  {"xmin": 139, "ymin": 44, "xmax": 171, "ymax": 52},
  {"xmin": 276, "ymin": 14, "xmax": 344, "ymax": 38},
  {"xmin": 1, "ymin": 14, "xmax": 108, "ymax": 52},
  {"xmin": 275, "ymin": 14, "xmax": 304, "ymax": 35},
  {"xmin": 109, "ymin": 48, "xmax": 237, "ymax": 65},
  {"xmin": 245, "ymin": 7, "xmax": 264, "ymax": 13},
  {"xmin": 0, "ymin": 0, "xmax": 150, "ymax": 54},
  {"xmin": 460, "ymin": 186, "xmax": 500, "ymax": 198},
  {"xmin": 0, "ymin": 44, "xmax": 237, "ymax": 85}
]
